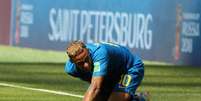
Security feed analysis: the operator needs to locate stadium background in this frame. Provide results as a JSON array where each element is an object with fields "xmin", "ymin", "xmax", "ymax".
[
  {"xmin": 1, "ymin": 0, "xmax": 200, "ymax": 66},
  {"xmin": 0, "ymin": 0, "xmax": 201, "ymax": 101}
]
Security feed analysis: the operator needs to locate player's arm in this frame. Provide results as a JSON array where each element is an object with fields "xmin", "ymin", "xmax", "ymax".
[
  {"xmin": 83, "ymin": 76, "xmax": 104, "ymax": 101},
  {"xmin": 65, "ymin": 60, "xmax": 92, "ymax": 83},
  {"xmin": 83, "ymin": 45, "xmax": 108, "ymax": 101}
]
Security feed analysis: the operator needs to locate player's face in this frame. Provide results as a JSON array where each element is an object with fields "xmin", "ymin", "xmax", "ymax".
[
  {"xmin": 76, "ymin": 55, "xmax": 92, "ymax": 72},
  {"xmin": 72, "ymin": 49, "xmax": 92, "ymax": 72}
]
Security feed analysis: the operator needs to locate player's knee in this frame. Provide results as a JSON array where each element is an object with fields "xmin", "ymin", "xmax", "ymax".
[{"xmin": 108, "ymin": 92, "xmax": 131, "ymax": 101}]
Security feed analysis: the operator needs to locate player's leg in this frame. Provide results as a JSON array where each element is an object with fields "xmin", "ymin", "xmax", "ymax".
[
  {"xmin": 109, "ymin": 61, "xmax": 144, "ymax": 101},
  {"xmin": 108, "ymin": 92, "xmax": 150, "ymax": 101},
  {"xmin": 136, "ymin": 92, "xmax": 150, "ymax": 101},
  {"xmin": 108, "ymin": 92, "xmax": 131, "ymax": 101},
  {"xmin": 108, "ymin": 72, "xmax": 143, "ymax": 101}
]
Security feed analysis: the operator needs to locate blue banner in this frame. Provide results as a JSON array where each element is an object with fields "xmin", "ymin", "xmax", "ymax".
[{"xmin": 10, "ymin": 0, "xmax": 201, "ymax": 66}]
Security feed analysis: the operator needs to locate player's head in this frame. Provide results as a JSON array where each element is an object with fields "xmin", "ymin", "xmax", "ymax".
[{"xmin": 66, "ymin": 40, "xmax": 92, "ymax": 71}]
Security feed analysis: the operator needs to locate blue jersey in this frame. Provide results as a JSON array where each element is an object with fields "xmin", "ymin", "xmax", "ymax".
[{"xmin": 64, "ymin": 42, "xmax": 143, "ymax": 82}]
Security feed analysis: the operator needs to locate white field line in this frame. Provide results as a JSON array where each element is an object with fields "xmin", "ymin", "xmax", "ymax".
[
  {"xmin": 0, "ymin": 82, "xmax": 83, "ymax": 98},
  {"xmin": 1, "ymin": 82, "xmax": 201, "ymax": 98}
]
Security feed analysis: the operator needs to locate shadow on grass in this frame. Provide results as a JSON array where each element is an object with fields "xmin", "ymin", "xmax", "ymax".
[
  {"xmin": 142, "ymin": 82, "xmax": 201, "ymax": 88},
  {"xmin": 0, "ymin": 62, "xmax": 65, "ymax": 66},
  {"xmin": 1, "ymin": 63, "xmax": 201, "ymax": 90},
  {"xmin": 145, "ymin": 64, "xmax": 201, "ymax": 68},
  {"xmin": 0, "ymin": 62, "xmax": 200, "ymax": 68}
]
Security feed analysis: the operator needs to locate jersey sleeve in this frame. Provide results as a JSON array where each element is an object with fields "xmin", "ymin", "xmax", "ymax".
[
  {"xmin": 64, "ymin": 60, "xmax": 92, "ymax": 82},
  {"xmin": 92, "ymin": 46, "xmax": 109, "ymax": 77},
  {"xmin": 64, "ymin": 60, "xmax": 80, "ymax": 77}
]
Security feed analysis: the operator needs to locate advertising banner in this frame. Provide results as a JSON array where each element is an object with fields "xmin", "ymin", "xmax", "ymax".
[{"xmin": 10, "ymin": 0, "xmax": 201, "ymax": 66}]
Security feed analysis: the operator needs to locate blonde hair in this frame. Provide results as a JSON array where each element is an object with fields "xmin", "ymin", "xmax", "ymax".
[{"xmin": 66, "ymin": 41, "xmax": 86, "ymax": 58}]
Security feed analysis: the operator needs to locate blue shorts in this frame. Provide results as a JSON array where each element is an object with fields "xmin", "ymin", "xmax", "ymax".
[{"xmin": 113, "ymin": 63, "xmax": 144, "ymax": 99}]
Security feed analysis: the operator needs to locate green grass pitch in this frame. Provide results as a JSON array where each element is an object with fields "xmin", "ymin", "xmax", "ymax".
[{"xmin": 0, "ymin": 45, "xmax": 201, "ymax": 101}]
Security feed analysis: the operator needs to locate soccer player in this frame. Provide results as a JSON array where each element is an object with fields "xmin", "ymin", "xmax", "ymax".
[{"xmin": 64, "ymin": 40, "xmax": 149, "ymax": 101}]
